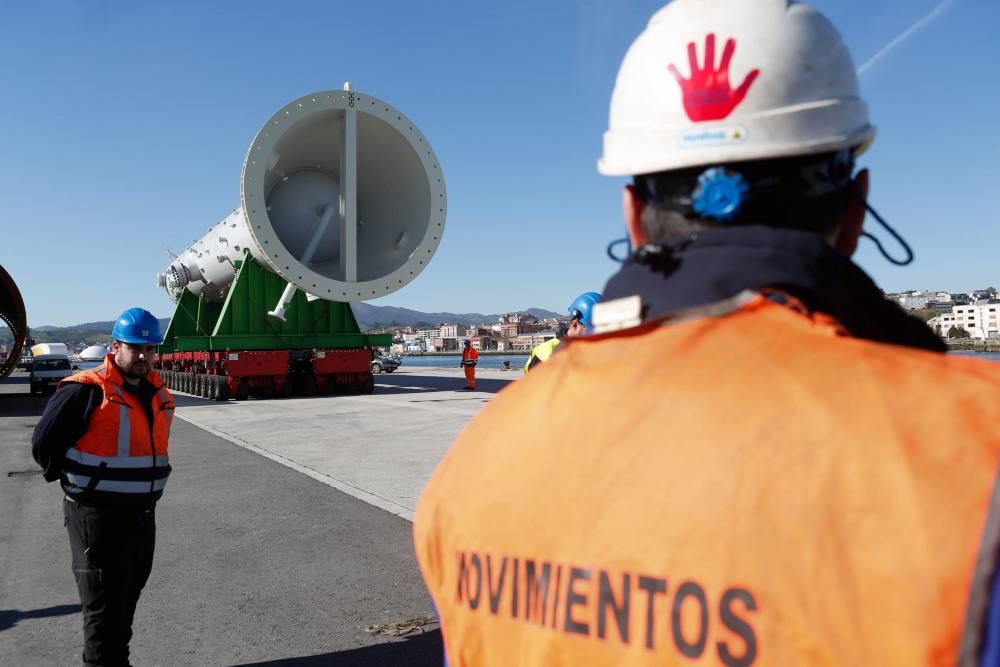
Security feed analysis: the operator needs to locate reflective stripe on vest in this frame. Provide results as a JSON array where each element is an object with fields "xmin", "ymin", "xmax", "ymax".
[
  {"xmin": 110, "ymin": 384, "xmax": 131, "ymax": 457},
  {"xmin": 158, "ymin": 387, "xmax": 173, "ymax": 430},
  {"xmin": 64, "ymin": 474, "xmax": 169, "ymax": 495},
  {"xmin": 64, "ymin": 448, "xmax": 170, "ymax": 469},
  {"xmin": 960, "ymin": 470, "xmax": 1000, "ymax": 664}
]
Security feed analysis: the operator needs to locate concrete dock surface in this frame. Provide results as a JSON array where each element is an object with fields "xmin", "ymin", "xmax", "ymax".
[{"xmin": 0, "ymin": 366, "xmax": 519, "ymax": 665}]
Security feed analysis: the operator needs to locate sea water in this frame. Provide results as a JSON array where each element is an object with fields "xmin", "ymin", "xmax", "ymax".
[
  {"xmin": 400, "ymin": 354, "xmax": 530, "ymax": 370},
  {"xmin": 950, "ymin": 351, "xmax": 1000, "ymax": 362},
  {"xmin": 400, "ymin": 350, "xmax": 1000, "ymax": 370}
]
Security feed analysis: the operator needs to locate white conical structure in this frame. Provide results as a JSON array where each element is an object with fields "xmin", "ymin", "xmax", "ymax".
[{"xmin": 157, "ymin": 87, "xmax": 447, "ymax": 317}]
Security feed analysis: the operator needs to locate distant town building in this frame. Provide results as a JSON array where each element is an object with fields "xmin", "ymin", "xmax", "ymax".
[
  {"xmin": 500, "ymin": 321, "xmax": 521, "ymax": 339},
  {"xmin": 427, "ymin": 337, "xmax": 459, "ymax": 352},
  {"xmin": 470, "ymin": 335, "xmax": 498, "ymax": 351},
  {"xmin": 972, "ymin": 290, "xmax": 996, "ymax": 303},
  {"xmin": 928, "ymin": 301, "xmax": 1000, "ymax": 340},
  {"xmin": 894, "ymin": 290, "xmax": 936, "ymax": 310},
  {"xmin": 440, "ymin": 323, "xmax": 466, "ymax": 339},
  {"xmin": 924, "ymin": 301, "xmax": 955, "ymax": 314},
  {"xmin": 510, "ymin": 332, "xmax": 557, "ymax": 352},
  {"xmin": 496, "ymin": 338, "xmax": 517, "ymax": 352},
  {"xmin": 466, "ymin": 327, "xmax": 493, "ymax": 338}
]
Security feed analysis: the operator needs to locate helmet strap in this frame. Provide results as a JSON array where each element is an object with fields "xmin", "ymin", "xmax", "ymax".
[
  {"xmin": 606, "ymin": 235, "xmax": 632, "ymax": 263},
  {"xmin": 855, "ymin": 184, "xmax": 913, "ymax": 266}
]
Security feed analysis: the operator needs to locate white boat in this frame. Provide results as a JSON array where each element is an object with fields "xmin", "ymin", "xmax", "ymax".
[{"xmin": 79, "ymin": 344, "xmax": 109, "ymax": 361}]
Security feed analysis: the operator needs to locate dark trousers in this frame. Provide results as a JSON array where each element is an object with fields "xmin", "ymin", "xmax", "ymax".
[{"xmin": 64, "ymin": 497, "xmax": 156, "ymax": 667}]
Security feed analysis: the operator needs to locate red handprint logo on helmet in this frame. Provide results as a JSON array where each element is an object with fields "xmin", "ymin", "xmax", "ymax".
[{"xmin": 668, "ymin": 33, "xmax": 759, "ymax": 122}]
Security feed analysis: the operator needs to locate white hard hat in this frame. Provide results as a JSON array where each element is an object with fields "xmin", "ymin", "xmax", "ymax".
[{"xmin": 599, "ymin": 0, "xmax": 875, "ymax": 176}]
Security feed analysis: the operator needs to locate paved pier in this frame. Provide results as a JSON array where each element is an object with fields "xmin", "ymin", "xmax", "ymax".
[
  {"xmin": 173, "ymin": 367, "xmax": 517, "ymax": 521},
  {"xmin": 0, "ymin": 367, "xmax": 518, "ymax": 665}
]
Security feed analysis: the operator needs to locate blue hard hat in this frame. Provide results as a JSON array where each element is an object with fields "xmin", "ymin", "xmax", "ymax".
[
  {"xmin": 111, "ymin": 307, "xmax": 163, "ymax": 344},
  {"xmin": 567, "ymin": 292, "xmax": 602, "ymax": 329}
]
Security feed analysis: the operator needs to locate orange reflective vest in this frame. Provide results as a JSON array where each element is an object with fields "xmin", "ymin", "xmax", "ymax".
[
  {"xmin": 463, "ymin": 346, "xmax": 480, "ymax": 366},
  {"xmin": 60, "ymin": 355, "xmax": 173, "ymax": 498},
  {"xmin": 415, "ymin": 294, "xmax": 1000, "ymax": 666}
]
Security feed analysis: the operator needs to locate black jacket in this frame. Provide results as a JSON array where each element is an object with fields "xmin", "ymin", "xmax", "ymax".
[{"xmin": 601, "ymin": 225, "xmax": 946, "ymax": 354}]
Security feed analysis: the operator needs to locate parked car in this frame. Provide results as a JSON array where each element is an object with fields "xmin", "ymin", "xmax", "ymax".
[
  {"xmin": 370, "ymin": 355, "xmax": 400, "ymax": 374},
  {"xmin": 30, "ymin": 354, "xmax": 74, "ymax": 395}
]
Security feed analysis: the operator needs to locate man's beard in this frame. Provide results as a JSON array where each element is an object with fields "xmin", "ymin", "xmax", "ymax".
[{"xmin": 114, "ymin": 358, "xmax": 147, "ymax": 380}]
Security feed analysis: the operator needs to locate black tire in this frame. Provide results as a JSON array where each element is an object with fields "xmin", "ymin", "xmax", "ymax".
[
  {"xmin": 216, "ymin": 379, "xmax": 230, "ymax": 402},
  {"xmin": 236, "ymin": 380, "xmax": 250, "ymax": 401},
  {"xmin": 303, "ymin": 374, "xmax": 317, "ymax": 395},
  {"xmin": 371, "ymin": 362, "xmax": 383, "ymax": 374},
  {"xmin": 386, "ymin": 367, "xmax": 396, "ymax": 373},
  {"xmin": 207, "ymin": 376, "xmax": 217, "ymax": 400},
  {"xmin": 359, "ymin": 372, "xmax": 375, "ymax": 394},
  {"xmin": 281, "ymin": 375, "xmax": 294, "ymax": 398}
]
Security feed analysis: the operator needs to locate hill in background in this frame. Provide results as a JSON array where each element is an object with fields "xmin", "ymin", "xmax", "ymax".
[
  {"xmin": 0, "ymin": 304, "xmax": 562, "ymax": 344},
  {"xmin": 350, "ymin": 303, "xmax": 560, "ymax": 328}
]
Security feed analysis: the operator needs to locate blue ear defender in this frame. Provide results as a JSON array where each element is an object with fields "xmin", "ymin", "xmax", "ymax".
[{"xmin": 691, "ymin": 167, "xmax": 749, "ymax": 223}]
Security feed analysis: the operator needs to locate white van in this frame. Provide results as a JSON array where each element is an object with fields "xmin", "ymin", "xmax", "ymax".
[
  {"xmin": 30, "ymin": 354, "xmax": 74, "ymax": 395},
  {"xmin": 30, "ymin": 343, "xmax": 70, "ymax": 357}
]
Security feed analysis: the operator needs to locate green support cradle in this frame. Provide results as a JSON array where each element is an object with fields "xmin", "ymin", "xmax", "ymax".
[{"xmin": 159, "ymin": 252, "xmax": 391, "ymax": 353}]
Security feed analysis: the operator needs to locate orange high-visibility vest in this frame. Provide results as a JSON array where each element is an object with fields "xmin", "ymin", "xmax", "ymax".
[
  {"xmin": 415, "ymin": 294, "xmax": 1000, "ymax": 666},
  {"xmin": 463, "ymin": 346, "xmax": 480, "ymax": 366},
  {"xmin": 60, "ymin": 355, "xmax": 173, "ymax": 497}
]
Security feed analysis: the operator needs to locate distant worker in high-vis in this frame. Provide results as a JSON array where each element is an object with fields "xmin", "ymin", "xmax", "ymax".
[
  {"xmin": 415, "ymin": 1, "xmax": 1000, "ymax": 665},
  {"xmin": 33, "ymin": 308, "xmax": 173, "ymax": 667},
  {"xmin": 460, "ymin": 339, "xmax": 479, "ymax": 390},
  {"xmin": 524, "ymin": 292, "xmax": 601, "ymax": 372}
]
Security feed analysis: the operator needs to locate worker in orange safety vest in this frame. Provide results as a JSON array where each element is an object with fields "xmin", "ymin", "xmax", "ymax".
[
  {"xmin": 414, "ymin": 1, "xmax": 1000, "ymax": 665},
  {"xmin": 460, "ymin": 339, "xmax": 479, "ymax": 390},
  {"xmin": 33, "ymin": 307, "xmax": 173, "ymax": 666}
]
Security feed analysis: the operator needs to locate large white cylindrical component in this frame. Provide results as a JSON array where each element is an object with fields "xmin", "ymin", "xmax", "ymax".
[
  {"xmin": 158, "ymin": 87, "xmax": 447, "ymax": 305},
  {"xmin": 158, "ymin": 209, "xmax": 251, "ymax": 302}
]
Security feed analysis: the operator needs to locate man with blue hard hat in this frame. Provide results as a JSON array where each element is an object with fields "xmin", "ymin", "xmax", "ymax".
[
  {"xmin": 524, "ymin": 292, "xmax": 601, "ymax": 372},
  {"xmin": 33, "ymin": 307, "xmax": 173, "ymax": 666},
  {"xmin": 565, "ymin": 291, "xmax": 601, "ymax": 338}
]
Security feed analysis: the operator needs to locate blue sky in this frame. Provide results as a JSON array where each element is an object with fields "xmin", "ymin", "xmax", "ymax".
[{"xmin": 1, "ymin": 0, "xmax": 997, "ymax": 327}]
